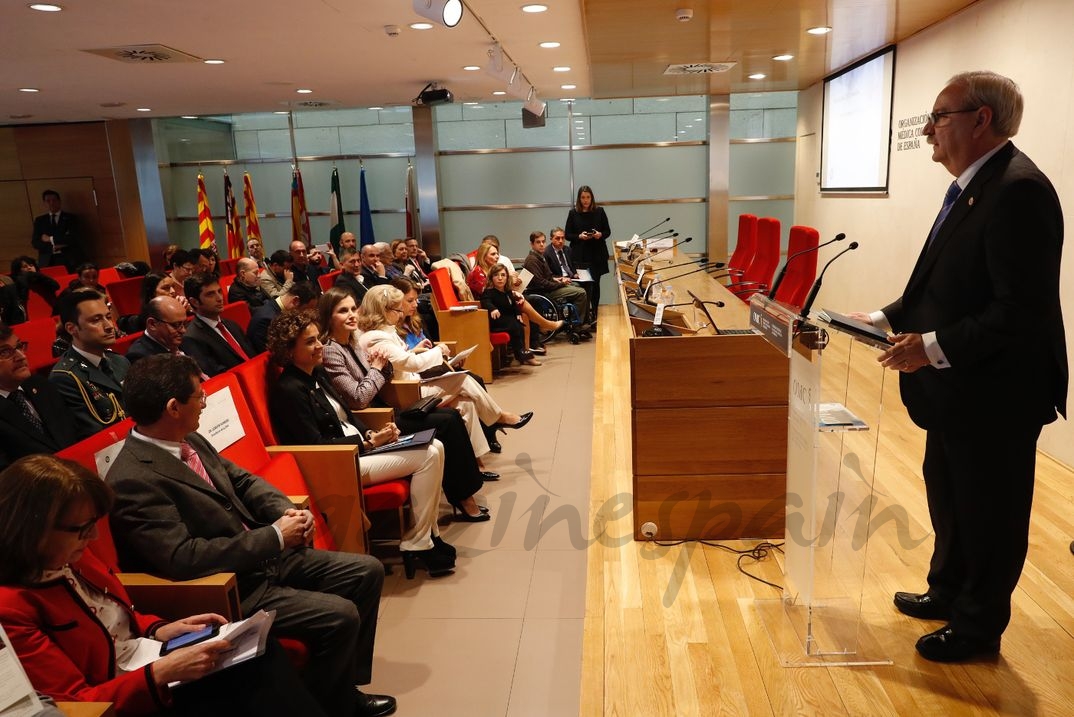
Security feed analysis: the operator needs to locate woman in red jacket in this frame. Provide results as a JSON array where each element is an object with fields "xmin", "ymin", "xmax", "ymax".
[{"xmin": 0, "ymin": 455, "xmax": 325, "ymax": 716}]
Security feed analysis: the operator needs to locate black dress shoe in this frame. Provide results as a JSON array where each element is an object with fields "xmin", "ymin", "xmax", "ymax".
[
  {"xmin": 487, "ymin": 439, "xmax": 502, "ymax": 453},
  {"xmin": 480, "ymin": 471, "xmax": 500, "ymax": 481},
  {"xmin": 1069, "ymin": 539, "xmax": 1074, "ymax": 556},
  {"xmin": 915, "ymin": 625, "xmax": 1000, "ymax": 662},
  {"xmin": 894, "ymin": 591, "xmax": 951, "ymax": 620},
  {"xmin": 354, "ymin": 690, "xmax": 397, "ymax": 717}
]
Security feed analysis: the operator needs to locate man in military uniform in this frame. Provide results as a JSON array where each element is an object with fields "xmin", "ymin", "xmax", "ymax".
[{"xmin": 49, "ymin": 290, "xmax": 129, "ymax": 440}]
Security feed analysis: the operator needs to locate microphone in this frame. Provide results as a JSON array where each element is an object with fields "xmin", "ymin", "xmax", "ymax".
[
  {"xmin": 799, "ymin": 241, "xmax": 859, "ymax": 318},
  {"xmin": 768, "ymin": 232, "xmax": 846, "ymax": 298},
  {"xmin": 642, "ymin": 261, "xmax": 724, "ymax": 303},
  {"xmin": 639, "ymin": 256, "xmax": 725, "ymax": 286},
  {"xmin": 638, "ymin": 217, "xmax": 672, "ymax": 238},
  {"xmin": 633, "ymin": 235, "xmax": 689, "ymax": 271}
]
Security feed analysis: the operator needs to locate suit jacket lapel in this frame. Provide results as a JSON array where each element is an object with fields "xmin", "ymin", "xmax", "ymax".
[{"xmin": 0, "ymin": 397, "xmax": 56, "ymax": 447}]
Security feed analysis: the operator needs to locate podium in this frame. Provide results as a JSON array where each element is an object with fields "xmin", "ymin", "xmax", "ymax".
[{"xmin": 750, "ymin": 296, "xmax": 893, "ymax": 666}]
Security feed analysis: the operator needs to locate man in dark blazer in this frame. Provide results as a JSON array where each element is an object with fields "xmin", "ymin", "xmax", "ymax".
[
  {"xmin": 227, "ymin": 257, "xmax": 271, "ymax": 309},
  {"xmin": 544, "ymin": 226, "xmax": 578, "ymax": 279},
  {"xmin": 0, "ymin": 323, "xmax": 79, "ymax": 469},
  {"xmin": 359, "ymin": 244, "xmax": 392, "ymax": 288},
  {"xmin": 48, "ymin": 290, "xmax": 129, "ymax": 440},
  {"xmin": 125, "ymin": 295, "xmax": 206, "ymax": 372},
  {"xmin": 336, "ymin": 250, "xmax": 369, "ymax": 304},
  {"xmin": 247, "ymin": 281, "xmax": 319, "ymax": 354},
  {"xmin": 107, "ymin": 354, "xmax": 394, "ymax": 717},
  {"xmin": 31, "ymin": 189, "xmax": 83, "ymax": 271},
  {"xmin": 855, "ymin": 71, "xmax": 1067, "ymax": 662},
  {"xmin": 181, "ymin": 273, "xmax": 256, "ymax": 376}
]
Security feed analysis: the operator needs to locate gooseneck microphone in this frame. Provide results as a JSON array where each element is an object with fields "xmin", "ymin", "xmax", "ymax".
[
  {"xmin": 642, "ymin": 260, "xmax": 725, "ymax": 303},
  {"xmin": 639, "ymin": 256, "xmax": 725, "ymax": 285},
  {"xmin": 768, "ymin": 232, "xmax": 846, "ymax": 298},
  {"xmin": 638, "ymin": 217, "xmax": 672, "ymax": 238},
  {"xmin": 799, "ymin": 241, "xmax": 859, "ymax": 318},
  {"xmin": 633, "ymin": 235, "xmax": 688, "ymax": 271}
]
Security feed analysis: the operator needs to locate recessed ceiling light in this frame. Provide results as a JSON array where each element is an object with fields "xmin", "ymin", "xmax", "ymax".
[
  {"xmin": 773, "ymin": 54, "xmax": 794, "ymax": 61},
  {"xmin": 521, "ymin": 4, "xmax": 548, "ymax": 12},
  {"xmin": 274, "ymin": 111, "xmax": 290, "ymax": 115},
  {"xmin": 462, "ymin": 65, "xmax": 480, "ymax": 71},
  {"xmin": 410, "ymin": 22, "xmax": 434, "ymax": 30},
  {"xmin": 748, "ymin": 73, "xmax": 766, "ymax": 80},
  {"xmin": 18, "ymin": 87, "xmax": 39, "ymax": 93},
  {"xmin": 296, "ymin": 88, "xmax": 313, "ymax": 94},
  {"xmin": 560, "ymin": 98, "xmax": 575, "ymax": 102},
  {"xmin": 369, "ymin": 106, "xmax": 383, "ymax": 110},
  {"xmin": 553, "ymin": 66, "xmax": 571, "ymax": 72},
  {"xmin": 179, "ymin": 138, "xmax": 191, "ymax": 143},
  {"xmin": 28, "ymin": 3, "xmax": 62, "ymax": 11},
  {"xmin": 539, "ymin": 41, "xmax": 560, "ymax": 49},
  {"xmin": 203, "ymin": 59, "xmax": 225, "ymax": 65},
  {"xmin": 181, "ymin": 115, "xmax": 198, "ymax": 119},
  {"xmin": 807, "ymin": 26, "xmax": 832, "ymax": 35},
  {"xmin": 561, "ymin": 84, "xmax": 576, "ymax": 90},
  {"xmin": 492, "ymin": 91, "xmax": 506, "ymax": 96},
  {"xmin": 136, "ymin": 107, "xmax": 152, "ymax": 112},
  {"xmin": 463, "ymin": 102, "xmax": 479, "ymax": 105}
]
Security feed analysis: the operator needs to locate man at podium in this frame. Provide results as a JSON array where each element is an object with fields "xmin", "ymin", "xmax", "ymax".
[{"xmin": 853, "ymin": 71, "xmax": 1066, "ymax": 662}]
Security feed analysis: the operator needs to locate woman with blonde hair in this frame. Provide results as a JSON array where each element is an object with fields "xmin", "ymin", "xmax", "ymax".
[{"xmin": 356, "ymin": 285, "xmax": 533, "ymax": 458}]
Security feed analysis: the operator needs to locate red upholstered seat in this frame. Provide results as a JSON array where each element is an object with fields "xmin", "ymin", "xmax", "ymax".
[
  {"xmin": 773, "ymin": 225, "xmax": 820, "ymax": 310},
  {"xmin": 111, "ymin": 331, "xmax": 143, "ymax": 356},
  {"xmin": 218, "ymin": 258, "xmax": 240, "ymax": 276},
  {"xmin": 17, "ymin": 316, "xmax": 59, "ymax": 374},
  {"xmin": 728, "ymin": 216, "xmax": 781, "ymax": 302},
  {"xmin": 97, "ymin": 267, "xmax": 121, "ymax": 286},
  {"xmin": 219, "ymin": 273, "xmax": 236, "ymax": 299},
  {"xmin": 318, "ymin": 270, "xmax": 341, "ymax": 292},
  {"xmin": 220, "ymin": 301, "xmax": 252, "ymax": 332},
  {"xmin": 428, "ymin": 268, "xmax": 509, "ymax": 349},
  {"xmin": 107, "ymin": 276, "xmax": 144, "ymax": 317}
]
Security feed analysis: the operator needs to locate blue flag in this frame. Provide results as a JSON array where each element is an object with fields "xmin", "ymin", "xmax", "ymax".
[{"xmin": 359, "ymin": 167, "xmax": 375, "ymax": 246}]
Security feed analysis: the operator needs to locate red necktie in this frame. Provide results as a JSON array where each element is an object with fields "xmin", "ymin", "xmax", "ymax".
[
  {"xmin": 217, "ymin": 323, "xmax": 249, "ymax": 361},
  {"xmin": 180, "ymin": 442, "xmax": 215, "ymax": 489}
]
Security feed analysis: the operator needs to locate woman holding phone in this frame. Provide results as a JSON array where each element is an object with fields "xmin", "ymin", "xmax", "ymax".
[{"xmin": 564, "ymin": 184, "xmax": 611, "ymax": 311}]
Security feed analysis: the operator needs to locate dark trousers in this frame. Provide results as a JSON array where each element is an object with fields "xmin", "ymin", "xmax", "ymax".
[
  {"xmin": 491, "ymin": 316, "xmax": 526, "ymax": 361},
  {"xmin": 922, "ymin": 420, "xmax": 1041, "ymax": 640},
  {"xmin": 243, "ymin": 547, "xmax": 384, "ymax": 716},
  {"xmin": 397, "ymin": 406, "xmax": 483, "ymax": 502}
]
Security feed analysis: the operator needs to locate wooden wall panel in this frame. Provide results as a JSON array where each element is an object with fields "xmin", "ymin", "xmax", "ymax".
[
  {"xmin": 0, "ymin": 181, "xmax": 33, "ymax": 269},
  {"xmin": 14, "ymin": 123, "xmax": 113, "ymax": 180},
  {"xmin": 0, "ymin": 128, "xmax": 22, "ymax": 181},
  {"xmin": 633, "ymin": 472, "xmax": 785, "ymax": 539}
]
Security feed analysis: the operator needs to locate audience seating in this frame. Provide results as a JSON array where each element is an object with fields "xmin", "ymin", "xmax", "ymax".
[
  {"xmin": 97, "ymin": 267, "xmax": 121, "ymax": 286},
  {"xmin": 24, "ymin": 288, "xmax": 54, "ymax": 321},
  {"xmin": 219, "ymin": 273, "xmax": 236, "ymax": 299},
  {"xmin": 727, "ymin": 216, "xmax": 781, "ymax": 302},
  {"xmin": 428, "ymin": 267, "xmax": 508, "ymax": 383},
  {"xmin": 220, "ymin": 301, "xmax": 252, "ymax": 332},
  {"xmin": 107, "ymin": 276, "xmax": 144, "ymax": 317},
  {"xmin": 39, "ymin": 265, "xmax": 68, "ymax": 279},
  {"xmin": 218, "ymin": 257, "xmax": 240, "ymax": 276},
  {"xmin": 229, "ymin": 353, "xmax": 411, "ymax": 549},
  {"xmin": 772, "ymin": 225, "xmax": 820, "ymax": 310},
  {"xmin": 726, "ymin": 213, "xmax": 759, "ymax": 281},
  {"xmin": 111, "ymin": 331, "xmax": 143, "ymax": 356},
  {"xmin": 18, "ymin": 316, "xmax": 58, "ymax": 374},
  {"xmin": 318, "ymin": 270, "xmax": 341, "ymax": 293}
]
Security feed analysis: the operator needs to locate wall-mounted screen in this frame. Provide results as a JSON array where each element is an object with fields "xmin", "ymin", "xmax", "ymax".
[{"xmin": 820, "ymin": 46, "xmax": 896, "ymax": 193}]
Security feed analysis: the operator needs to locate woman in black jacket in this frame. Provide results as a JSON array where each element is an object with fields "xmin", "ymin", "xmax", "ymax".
[
  {"xmin": 266, "ymin": 309, "xmax": 454, "ymax": 578},
  {"xmin": 564, "ymin": 184, "xmax": 611, "ymax": 308},
  {"xmin": 480, "ymin": 263, "xmax": 540, "ymax": 367}
]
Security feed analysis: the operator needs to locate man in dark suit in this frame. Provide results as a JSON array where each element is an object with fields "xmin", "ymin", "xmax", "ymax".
[
  {"xmin": 544, "ymin": 226, "xmax": 577, "ymax": 279},
  {"xmin": 359, "ymin": 244, "xmax": 392, "ymax": 288},
  {"xmin": 336, "ymin": 250, "xmax": 369, "ymax": 304},
  {"xmin": 0, "ymin": 323, "xmax": 79, "ymax": 469},
  {"xmin": 125, "ymin": 295, "xmax": 207, "ymax": 374},
  {"xmin": 48, "ymin": 290, "xmax": 129, "ymax": 440},
  {"xmin": 31, "ymin": 189, "xmax": 82, "ymax": 271},
  {"xmin": 107, "ymin": 354, "xmax": 394, "ymax": 717},
  {"xmin": 855, "ymin": 71, "xmax": 1067, "ymax": 662},
  {"xmin": 247, "ymin": 281, "xmax": 319, "ymax": 354},
  {"xmin": 181, "ymin": 273, "xmax": 256, "ymax": 376},
  {"xmin": 227, "ymin": 257, "xmax": 271, "ymax": 309}
]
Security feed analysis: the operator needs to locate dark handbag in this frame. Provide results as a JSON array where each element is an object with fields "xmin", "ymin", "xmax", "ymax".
[{"xmin": 400, "ymin": 395, "xmax": 442, "ymax": 419}]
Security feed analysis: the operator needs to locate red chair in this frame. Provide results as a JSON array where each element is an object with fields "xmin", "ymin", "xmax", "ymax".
[
  {"xmin": 111, "ymin": 331, "xmax": 143, "ymax": 356},
  {"xmin": 726, "ymin": 214, "xmax": 759, "ymax": 280},
  {"xmin": 220, "ymin": 301, "xmax": 252, "ymax": 333},
  {"xmin": 428, "ymin": 267, "xmax": 508, "ymax": 383},
  {"xmin": 39, "ymin": 265, "xmax": 68, "ymax": 279},
  {"xmin": 229, "ymin": 354, "xmax": 410, "ymax": 552},
  {"xmin": 318, "ymin": 270, "xmax": 341, "ymax": 293},
  {"xmin": 772, "ymin": 226, "xmax": 820, "ymax": 310},
  {"xmin": 219, "ymin": 273, "xmax": 236, "ymax": 299},
  {"xmin": 24, "ymin": 288, "xmax": 55, "ymax": 321},
  {"xmin": 107, "ymin": 275, "xmax": 144, "ymax": 317},
  {"xmin": 16, "ymin": 317, "xmax": 58, "ymax": 374},
  {"xmin": 97, "ymin": 267, "xmax": 121, "ymax": 286},
  {"xmin": 728, "ymin": 216, "xmax": 781, "ymax": 302},
  {"xmin": 218, "ymin": 258, "xmax": 240, "ymax": 276}
]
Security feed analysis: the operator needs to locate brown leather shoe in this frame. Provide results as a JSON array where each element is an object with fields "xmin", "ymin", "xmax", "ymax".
[{"xmin": 894, "ymin": 591, "xmax": 951, "ymax": 620}]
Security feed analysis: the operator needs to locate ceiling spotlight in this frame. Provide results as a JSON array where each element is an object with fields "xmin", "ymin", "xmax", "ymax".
[
  {"xmin": 807, "ymin": 26, "xmax": 832, "ymax": 35},
  {"xmin": 369, "ymin": 106, "xmax": 384, "ymax": 110},
  {"xmin": 748, "ymin": 73, "xmax": 766, "ymax": 80},
  {"xmin": 553, "ymin": 66, "xmax": 571, "ymax": 72},
  {"xmin": 18, "ymin": 87, "xmax": 39, "ymax": 93},
  {"xmin": 28, "ymin": 3, "xmax": 62, "ymax": 11},
  {"xmin": 521, "ymin": 4, "xmax": 548, "ymax": 12},
  {"xmin": 524, "ymin": 88, "xmax": 546, "ymax": 116},
  {"xmin": 409, "ymin": 22, "xmax": 433, "ymax": 30},
  {"xmin": 136, "ymin": 108, "xmax": 152, "ymax": 112},
  {"xmin": 492, "ymin": 91, "xmax": 506, "ymax": 96},
  {"xmin": 413, "ymin": 0, "xmax": 463, "ymax": 28},
  {"xmin": 539, "ymin": 41, "xmax": 560, "ymax": 49},
  {"xmin": 203, "ymin": 59, "xmax": 225, "ymax": 65},
  {"xmin": 273, "ymin": 111, "xmax": 290, "ymax": 115},
  {"xmin": 463, "ymin": 65, "xmax": 480, "ymax": 71},
  {"xmin": 773, "ymin": 54, "xmax": 794, "ymax": 61},
  {"xmin": 561, "ymin": 84, "xmax": 576, "ymax": 90},
  {"xmin": 486, "ymin": 43, "xmax": 516, "ymax": 83},
  {"xmin": 296, "ymin": 88, "xmax": 313, "ymax": 94},
  {"xmin": 181, "ymin": 115, "xmax": 198, "ymax": 119}
]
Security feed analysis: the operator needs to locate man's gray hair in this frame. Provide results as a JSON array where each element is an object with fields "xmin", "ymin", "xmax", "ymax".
[{"xmin": 949, "ymin": 71, "xmax": 1023, "ymax": 138}]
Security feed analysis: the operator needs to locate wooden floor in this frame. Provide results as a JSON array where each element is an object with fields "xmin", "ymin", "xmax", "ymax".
[{"xmin": 581, "ymin": 303, "xmax": 1074, "ymax": 716}]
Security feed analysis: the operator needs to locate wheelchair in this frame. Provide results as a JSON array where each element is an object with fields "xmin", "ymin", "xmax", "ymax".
[{"xmin": 527, "ymin": 292, "xmax": 592, "ymax": 345}]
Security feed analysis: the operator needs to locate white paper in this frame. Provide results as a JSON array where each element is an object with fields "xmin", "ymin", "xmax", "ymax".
[
  {"xmin": 449, "ymin": 344, "xmax": 478, "ymax": 368},
  {"xmin": 197, "ymin": 385, "xmax": 246, "ymax": 452},
  {"xmin": 93, "ymin": 440, "xmax": 126, "ymax": 480},
  {"xmin": 515, "ymin": 268, "xmax": 534, "ymax": 292},
  {"xmin": 419, "ymin": 371, "xmax": 468, "ymax": 395},
  {"xmin": 0, "ymin": 626, "xmax": 43, "ymax": 715},
  {"xmin": 574, "ymin": 268, "xmax": 593, "ymax": 282},
  {"xmin": 448, "ymin": 305, "xmax": 478, "ymax": 313}
]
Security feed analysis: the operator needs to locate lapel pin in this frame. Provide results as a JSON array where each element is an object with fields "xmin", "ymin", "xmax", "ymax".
[{"xmin": 968, "ymin": 197, "xmax": 975, "ymax": 207}]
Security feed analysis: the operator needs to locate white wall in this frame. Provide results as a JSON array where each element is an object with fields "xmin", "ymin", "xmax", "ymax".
[{"xmin": 794, "ymin": 0, "xmax": 1074, "ymax": 464}]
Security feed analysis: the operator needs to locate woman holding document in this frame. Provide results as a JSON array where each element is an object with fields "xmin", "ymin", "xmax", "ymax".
[
  {"xmin": 565, "ymin": 184, "xmax": 611, "ymax": 309},
  {"xmin": 0, "ymin": 455, "xmax": 324, "ymax": 716},
  {"xmin": 265, "ymin": 310, "xmax": 455, "ymax": 577}
]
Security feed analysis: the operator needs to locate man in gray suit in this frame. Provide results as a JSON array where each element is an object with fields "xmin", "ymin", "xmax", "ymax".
[
  {"xmin": 49, "ymin": 290, "xmax": 129, "ymax": 440},
  {"xmin": 107, "ymin": 354, "xmax": 395, "ymax": 717}
]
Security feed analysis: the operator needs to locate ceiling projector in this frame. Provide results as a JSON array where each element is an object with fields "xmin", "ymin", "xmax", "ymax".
[{"xmin": 417, "ymin": 87, "xmax": 454, "ymax": 105}]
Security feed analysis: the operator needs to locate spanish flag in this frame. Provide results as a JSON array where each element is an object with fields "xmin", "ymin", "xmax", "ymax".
[
  {"xmin": 196, "ymin": 173, "xmax": 215, "ymax": 251},
  {"xmin": 223, "ymin": 170, "xmax": 243, "ymax": 259}
]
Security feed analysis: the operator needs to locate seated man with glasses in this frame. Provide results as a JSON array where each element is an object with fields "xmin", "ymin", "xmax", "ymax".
[
  {"xmin": 126, "ymin": 296, "xmax": 208, "ymax": 375},
  {"xmin": 0, "ymin": 323, "xmax": 80, "ymax": 470}
]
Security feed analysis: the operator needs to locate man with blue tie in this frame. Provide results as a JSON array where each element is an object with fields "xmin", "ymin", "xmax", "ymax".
[{"xmin": 853, "ymin": 71, "xmax": 1066, "ymax": 662}]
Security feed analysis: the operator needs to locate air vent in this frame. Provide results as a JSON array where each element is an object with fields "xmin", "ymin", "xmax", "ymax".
[
  {"xmin": 664, "ymin": 62, "xmax": 737, "ymax": 75},
  {"xmin": 294, "ymin": 100, "xmax": 336, "ymax": 108},
  {"xmin": 83, "ymin": 44, "xmax": 202, "ymax": 64}
]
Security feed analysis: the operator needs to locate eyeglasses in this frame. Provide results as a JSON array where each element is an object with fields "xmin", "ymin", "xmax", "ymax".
[
  {"xmin": 152, "ymin": 318, "xmax": 187, "ymax": 331},
  {"xmin": 927, "ymin": 107, "xmax": 980, "ymax": 125},
  {"xmin": 386, "ymin": 306, "xmax": 403, "ymax": 315},
  {"xmin": 54, "ymin": 516, "xmax": 99, "ymax": 540},
  {"xmin": 0, "ymin": 341, "xmax": 28, "ymax": 360}
]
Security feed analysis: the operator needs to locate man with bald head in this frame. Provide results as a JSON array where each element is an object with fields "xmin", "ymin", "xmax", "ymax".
[
  {"xmin": 340, "ymin": 231, "xmax": 358, "ymax": 255},
  {"xmin": 853, "ymin": 71, "xmax": 1066, "ymax": 662},
  {"xmin": 360, "ymin": 244, "xmax": 391, "ymax": 287},
  {"xmin": 228, "ymin": 257, "xmax": 271, "ymax": 309},
  {"xmin": 126, "ymin": 296, "xmax": 198, "ymax": 366}
]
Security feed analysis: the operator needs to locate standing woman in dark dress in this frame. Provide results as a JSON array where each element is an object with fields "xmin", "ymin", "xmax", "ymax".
[{"xmin": 564, "ymin": 184, "xmax": 611, "ymax": 311}]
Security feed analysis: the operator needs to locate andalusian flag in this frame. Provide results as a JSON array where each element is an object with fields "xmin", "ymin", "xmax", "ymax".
[
  {"xmin": 242, "ymin": 172, "xmax": 262, "ymax": 247},
  {"xmin": 358, "ymin": 166, "xmax": 375, "ymax": 246},
  {"xmin": 196, "ymin": 173, "xmax": 215, "ymax": 251},
  {"xmin": 223, "ymin": 170, "xmax": 243, "ymax": 259},
  {"xmin": 329, "ymin": 167, "xmax": 345, "ymax": 254},
  {"xmin": 291, "ymin": 168, "xmax": 311, "ymax": 246}
]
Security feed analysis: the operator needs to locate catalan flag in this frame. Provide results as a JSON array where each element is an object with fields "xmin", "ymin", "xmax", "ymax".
[
  {"xmin": 196, "ymin": 173, "xmax": 215, "ymax": 251},
  {"xmin": 291, "ymin": 168, "xmax": 311, "ymax": 246},
  {"xmin": 223, "ymin": 170, "xmax": 243, "ymax": 259},
  {"xmin": 243, "ymin": 172, "xmax": 262, "ymax": 247}
]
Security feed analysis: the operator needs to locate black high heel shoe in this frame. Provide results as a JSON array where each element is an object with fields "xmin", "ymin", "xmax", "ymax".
[
  {"xmin": 481, "ymin": 471, "xmax": 500, "ymax": 481},
  {"xmin": 431, "ymin": 535, "xmax": 457, "ymax": 560},
  {"xmin": 494, "ymin": 411, "xmax": 533, "ymax": 432},
  {"xmin": 450, "ymin": 500, "xmax": 491, "ymax": 522},
  {"xmin": 401, "ymin": 548, "xmax": 455, "ymax": 579}
]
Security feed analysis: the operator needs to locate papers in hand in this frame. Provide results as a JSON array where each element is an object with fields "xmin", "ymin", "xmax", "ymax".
[
  {"xmin": 420, "ymin": 370, "xmax": 468, "ymax": 395},
  {"xmin": 816, "ymin": 309, "xmax": 892, "ymax": 349},
  {"xmin": 120, "ymin": 610, "xmax": 275, "ymax": 687},
  {"xmin": 449, "ymin": 305, "xmax": 478, "ymax": 313},
  {"xmin": 0, "ymin": 625, "xmax": 44, "ymax": 715},
  {"xmin": 363, "ymin": 428, "xmax": 438, "ymax": 456},
  {"xmin": 449, "ymin": 344, "xmax": 477, "ymax": 368},
  {"xmin": 516, "ymin": 268, "xmax": 534, "ymax": 292},
  {"xmin": 574, "ymin": 268, "xmax": 593, "ymax": 282}
]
